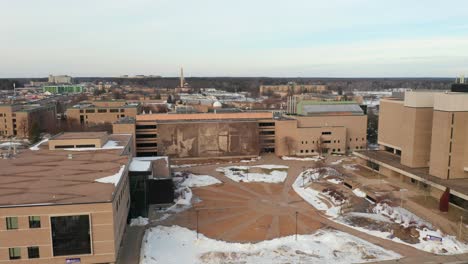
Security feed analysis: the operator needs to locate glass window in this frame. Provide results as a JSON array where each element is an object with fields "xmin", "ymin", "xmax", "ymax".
[
  {"xmin": 51, "ymin": 215, "xmax": 91, "ymax": 256},
  {"xmin": 6, "ymin": 217, "xmax": 18, "ymax": 230},
  {"xmin": 9, "ymin": 248, "xmax": 21, "ymax": 260},
  {"xmin": 28, "ymin": 246, "xmax": 40, "ymax": 259},
  {"xmin": 29, "ymin": 216, "xmax": 41, "ymax": 228}
]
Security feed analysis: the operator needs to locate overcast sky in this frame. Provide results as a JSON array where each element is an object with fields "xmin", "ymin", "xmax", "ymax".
[{"xmin": 1, "ymin": 0, "xmax": 467, "ymax": 77}]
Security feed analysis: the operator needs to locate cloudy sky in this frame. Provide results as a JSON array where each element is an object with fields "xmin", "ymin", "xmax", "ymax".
[{"xmin": 1, "ymin": 0, "xmax": 467, "ymax": 77}]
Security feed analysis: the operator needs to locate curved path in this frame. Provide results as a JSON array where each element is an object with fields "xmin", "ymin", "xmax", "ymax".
[{"xmin": 159, "ymin": 154, "xmax": 433, "ymax": 258}]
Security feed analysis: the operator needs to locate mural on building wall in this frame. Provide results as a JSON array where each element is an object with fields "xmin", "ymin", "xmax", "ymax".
[{"xmin": 158, "ymin": 122, "xmax": 259, "ymax": 158}]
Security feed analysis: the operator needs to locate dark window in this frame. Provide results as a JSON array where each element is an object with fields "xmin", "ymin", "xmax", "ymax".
[
  {"xmin": 300, "ymin": 150, "xmax": 303, "ymax": 153},
  {"xmin": 332, "ymin": 149, "xmax": 336, "ymax": 152},
  {"xmin": 29, "ymin": 216, "xmax": 41, "ymax": 228},
  {"xmin": 258, "ymin": 122, "xmax": 275, "ymax": 127},
  {"xmin": 260, "ymin": 130, "xmax": 275, "ymax": 135},
  {"xmin": 322, "ymin": 131, "xmax": 331, "ymax": 135},
  {"xmin": 54, "ymin": 145, "xmax": 75, "ymax": 149},
  {"xmin": 51, "ymin": 215, "xmax": 91, "ymax": 256},
  {"xmin": 305, "ymin": 150, "xmax": 309, "ymax": 153},
  {"xmin": 85, "ymin": 109, "xmax": 95, "ymax": 113},
  {"xmin": 98, "ymin": 109, "xmax": 107, "ymax": 113},
  {"xmin": 137, "ymin": 143, "xmax": 158, "ymax": 148},
  {"xmin": 261, "ymin": 139, "xmax": 275, "ymax": 144},
  {"xmin": 338, "ymin": 148, "xmax": 341, "ymax": 152},
  {"xmin": 9, "ymin": 248, "xmax": 21, "ymax": 260},
  {"xmin": 79, "ymin": 110, "xmax": 84, "ymax": 113},
  {"xmin": 75, "ymin": 144, "xmax": 96, "ymax": 148},
  {"xmin": 121, "ymin": 114, "xmax": 125, "ymax": 118},
  {"xmin": 137, "ymin": 152, "xmax": 158, "ymax": 157},
  {"xmin": 136, "ymin": 125, "xmax": 157, "ymax": 129},
  {"xmin": 120, "ymin": 109, "xmax": 125, "ymax": 112},
  {"xmin": 136, "ymin": 134, "xmax": 157, "ymax": 138},
  {"xmin": 110, "ymin": 109, "xmax": 119, "ymax": 113},
  {"xmin": 6, "ymin": 217, "xmax": 18, "ymax": 230},
  {"xmin": 28, "ymin": 247, "xmax": 40, "ymax": 259},
  {"xmin": 323, "ymin": 140, "xmax": 331, "ymax": 144}
]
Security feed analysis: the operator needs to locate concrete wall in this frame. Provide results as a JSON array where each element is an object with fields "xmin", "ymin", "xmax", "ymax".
[
  {"xmin": 157, "ymin": 121, "xmax": 260, "ymax": 158},
  {"xmin": 378, "ymin": 99, "xmax": 404, "ymax": 150},
  {"xmin": 400, "ymin": 107, "xmax": 433, "ymax": 168},
  {"xmin": 430, "ymin": 111, "xmax": 454, "ymax": 179}
]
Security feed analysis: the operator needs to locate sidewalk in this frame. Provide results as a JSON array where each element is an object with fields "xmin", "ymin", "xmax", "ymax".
[{"xmin": 116, "ymin": 225, "xmax": 146, "ymax": 264}]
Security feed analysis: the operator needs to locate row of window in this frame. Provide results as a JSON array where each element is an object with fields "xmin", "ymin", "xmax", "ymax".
[
  {"xmin": 136, "ymin": 125, "xmax": 157, "ymax": 130},
  {"xmin": 258, "ymin": 122, "xmax": 275, "ymax": 127},
  {"xmin": 137, "ymin": 142, "xmax": 158, "ymax": 148},
  {"xmin": 136, "ymin": 134, "xmax": 157, "ymax": 139},
  {"xmin": 79, "ymin": 108, "xmax": 125, "ymax": 113},
  {"xmin": 299, "ymin": 146, "xmax": 365, "ymax": 154},
  {"xmin": 6, "ymin": 216, "xmax": 41, "ymax": 230},
  {"xmin": 9, "ymin": 246, "xmax": 39, "ymax": 260}
]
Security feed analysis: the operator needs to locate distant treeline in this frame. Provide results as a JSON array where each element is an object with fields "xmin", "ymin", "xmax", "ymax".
[{"xmin": 0, "ymin": 77, "xmax": 454, "ymax": 93}]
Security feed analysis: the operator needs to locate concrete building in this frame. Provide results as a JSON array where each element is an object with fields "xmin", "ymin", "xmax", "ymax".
[
  {"xmin": 355, "ymin": 90, "xmax": 468, "ymax": 215},
  {"xmin": 260, "ymin": 82, "xmax": 327, "ymax": 97},
  {"xmin": 0, "ymin": 132, "xmax": 133, "ymax": 263},
  {"xmin": 48, "ymin": 75, "xmax": 72, "ymax": 84},
  {"xmin": 67, "ymin": 101, "xmax": 141, "ymax": 127},
  {"xmin": 114, "ymin": 102, "xmax": 367, "ymax": 159},
  {"xmin": 0, "ymin": 104, "xmax": 56, "ymax": 138}
]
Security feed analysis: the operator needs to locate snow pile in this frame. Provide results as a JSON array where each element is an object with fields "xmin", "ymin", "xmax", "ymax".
[
  {"xmin": 29, "ymin": 138, "xmax": 49, "ymax": 150},
  {"xmin": 240, "ymin": 157, "xmax": 261, "ymax": 163},
  {"xmin": 140, "ymin": 225, "xmax": 401, "ymax": 264},
  {"xmin": 216, "ymin": 165, "xmax": 288, "ymax": 183},
  {"xmin": 130, "ymin": 217, "xmax": 149, "ymax": 226},
  {"xmin": 327, "ymin": 178, "xmax": 343, "ymax": 184},
  {"xmin": 165, "ymin": 187, "xmax": 193, "ymax": 213},
  {"xmin": 343, "ymin": 164, "xmax": 359, "ymax": 171},
  {"xmin": 282, "ymin": 156, "xmax": 323, "ymax": 161},
  {"xmin": 0, "ymin": 142, "xmax": 22, "ymax": 147},
  {"xmin": 353, "ymin": 188, "xmax": 367, "ymax": 198},
  {"xmin": 174, "ymin": 172, "xmax": 222, "ymax": 188},
  {"xmin": 95, "ymin": 165, "xmax": 126, "ymax": 186},
  {"xmin": 330, "ymin": 158, "xmax": 345, "ymax": 165},
  {"xmin": 130, "ymin": 159, "xmax": 152, "ymax": 171}
]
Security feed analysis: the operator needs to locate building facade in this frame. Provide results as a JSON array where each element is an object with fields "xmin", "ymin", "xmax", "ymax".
[
  {"xmin": 0, "ymin": 104, "xmax": 56, "ymax": 138},
  {"xmin": 67, "ymin": 101, "xmax": 141, "ymax": 127},
  {"xmin": 260, "ymin": 83, "xmax": 327, "ymax": 97}
]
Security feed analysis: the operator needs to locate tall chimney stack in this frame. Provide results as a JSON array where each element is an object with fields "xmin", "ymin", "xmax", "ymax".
[{"xmin": 180, "ymin": 67, "xmax": 184, "ymax": 88}]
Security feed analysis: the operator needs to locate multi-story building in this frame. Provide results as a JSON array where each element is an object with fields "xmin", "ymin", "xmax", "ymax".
[
  {"xmin": 114, "ymin": 101, "xmax": 367, "ymax": 158},
  {"xmin": 67, "ymin": 101, "xmax": 141, "ymax": 127},
  {"xmin": 48, "ymin": 74, "xmax": 72, "ymax": 84},
  {"xmin": 0, "ymin": 132, "xmax": 133, "ymax": 263},
  {"xmin": 260, "ymin": 82, "xmax": 327, "ymax": 97},
  {"xmin": 0, "ymin": 104, "xmax": 56, "ymax": 138},
  {"xmin": 354, "ymin": 90, "xmax": 468, "ymax": 214},
  {"xmin": 43, "ymin": 85, "xmax": 84, "ymax": 94}
]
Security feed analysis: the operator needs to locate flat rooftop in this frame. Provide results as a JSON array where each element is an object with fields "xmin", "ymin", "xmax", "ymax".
[
  {"xmin": 355, "ymin": 150, "xmax": 468, "ymax": 199},
  {"xmin": 0, "ymin": 134, "xmax": 132, "ymax": 207},
  {"xmin": 51, "ymin": 132, "xmax": 108, "ymax": 140},
  {"xmin": 137, "ymin": 112, "xmax": 273, "ymax": 121}
]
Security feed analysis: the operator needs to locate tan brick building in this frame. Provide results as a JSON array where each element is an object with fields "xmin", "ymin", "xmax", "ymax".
[
  {"xmin": 260, "ymin": 82, "xmax": 327, "ymax": 97},
  {"xmin": 355, "ymin": 90, "xmax": 468, "ymax": 213},
  {"xmin": 66, "ymin": 101, "xmax": 141, "ymax": 127},
  {"xmin": 0, "ymin": 104, "xmax": 56, "ymax": 139},
  {"xmin": 0, "ymin": 132, "xmax": 133, "ymax": 263},
  {"xmin": 114, "ymin": 103, "xmax": 367, "ymax": 159}
]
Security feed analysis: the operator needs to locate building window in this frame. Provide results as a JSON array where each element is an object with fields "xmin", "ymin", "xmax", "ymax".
[
  {"xmin": 258, "ymin": 122, "xmax": 275, "ymax": 127},
  {"xmin": 98, "ymin": 109, "xmax": 107, "ymax": 113},
  {"xmin": 323, "ymin": 140, "xmax": 331, "ymax": 144},
  {"xmin": 136, "ymin": 125, "xmax": 157, "ymax": 129},
  {"xmin": 260, "ymin": 130, "xmax": 275, "ymax": 135},
  {"xmin": 333, "ymin": 140, "xmax": 336, "ymax": 143},
  {"xmin": 79, "ymin": 110, "xmax": 84, "ymax": 113},
  {"xmin": 29, "ymin": 216, "xmax": 41, "ymax": 228},
  {"xmin": 338, "ymin": 140, "xmax": 340, "ymax": 143},
  {"xmin": 120, "ymin": 109, "xmax": 125, "ymax": 112},
  {"xmin": 51, "ymin": 215, "xmax": 91, "ymax": 256},
  {"xmin": 28, "ymin": 246, "xmax": 40, "ymax": 259},
  {"xmin": 9, "ymin": 248, "xmax": 21, "ymax": 260},
  {"xmin": 136, "ymin": 134, "xmax": 157, "ymax": 139},
  {"xmin": 110, "ymin": 109, "xmax": 119, "ymax": 113},
  {"xmin": 305, "ymin": 150, "xmax": 309, "ymax": 153},
  {"xmin": 6, "ymin": 217, "xmax": 18, "ymax": 230},
  {"xmin": 300, "ymin": 150, "xmax": 303, "ymax": 153},
  {"xmin": 338, "ymin": 148, "xmax": 341, "ymax": 152},
  {"xmin": 322, "ymin": 131, "xmax": 331, "ymax": 135},
  {"xmin": 332, "ymin": 149, "xmax": 336, "ymax": 152}
]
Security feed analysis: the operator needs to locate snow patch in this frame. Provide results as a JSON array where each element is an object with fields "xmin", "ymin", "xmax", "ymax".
[
  {"xmin": 139, "ymin": 225, "xmax": 401, "ymax": 264},
  {"xmin": 95, "ymin": 165, "xmax": 126, "ymax": 186},
  {"xmin": 282, "ymin": 156, "xmax": 323, "ymax": 161},
  {"xmin": 216, "ymin": 165, "xmax": 288, "ymax": 183},
  {"xmin": 130, "ymin": 216, "xmax": 148, "ymax": 226},
  {"xmin": 353, "ymin": 188, "xmax": 367, "ymax": 198},
  {"xmin": 29, "ymin": 138, "xmax": 49, "ymax": 150},
  {"xmin": 174, "ymin": 172, "xmax": 222, "ymax": 188}
]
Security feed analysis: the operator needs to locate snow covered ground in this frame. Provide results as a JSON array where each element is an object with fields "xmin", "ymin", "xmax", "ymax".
[
  {"xmin": 336, "ymin": 203, "xmax": 468, "ymax": 254},
  {"xmin": 174, "ymin": 172, "xmax": 222, "ymax": 188},
  {"xmin": 282, "ymin": 156, "xmax": 323, "ymax": 161},
  {"xmin": 139, "ymin": 225, "xmax": 401, "ymax": 264},
  {"xmin": 343, "ymin": 164, "xmax": 359, "ymax": 171},
  {"xmin": 292, "ymin": 169, "xmax": 342, "ymax": 217},
  {"xmin": 352, "ymin": 188, "xmax": 367, "ymax": 198},
  {"xmin": 216, "ymin": 165, "xmax": 288, "ymax": 183},
  {"xmin": 130, "ymin": 217, "xmax": 149, "ymax": 226}
]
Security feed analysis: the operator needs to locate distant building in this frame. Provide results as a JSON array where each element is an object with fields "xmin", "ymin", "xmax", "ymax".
[
  {"xmin": 66, "ymin": 100, "xmax": 141, "ymax": 127},
  {"xmin": 0, "ymin": 104, "xmax": 56, "ymax": 138},
  {"xmin": 260, "ymin": 82, "xmax": 327, "ymax": 97},
  {"xmin": 48, "ymin": 74, "xmax": 72, "ymax": 84},
  {"xmin": 43, "ymin": 85, "xmax": 84, "ymax": 94},
  {"xmin": 0, "ymin": 132, "xmax": 133, "ymax": 263}
]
